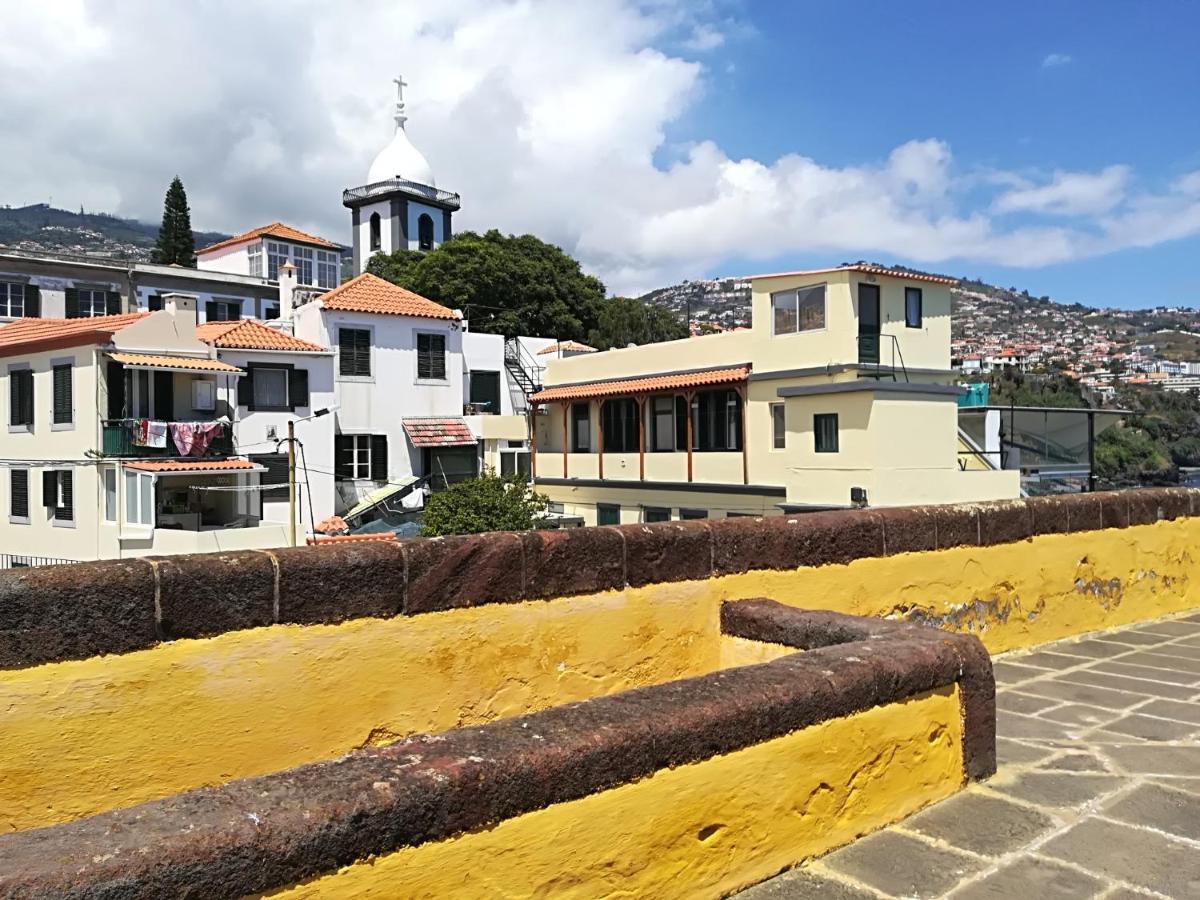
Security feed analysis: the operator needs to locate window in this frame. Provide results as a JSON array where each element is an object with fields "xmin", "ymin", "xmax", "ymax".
[
  {"xmin": 252, "ymin": 368, "xmax": 289, "ymax": 410},
  {"xmin": 771, "ymin": 284, "xmax": 826, "ymax": 335},
  {"xmin": 500, "ymin": 442, "xmax": 532, "ymax": 482},
  {"xmin": 679, "ymin": 508, "xmax": 708, "ymax": 520},
  {"xmin": 814, "ymin": 413, "xmax": 839, "ymax": 453},
  {"xmin": 124, "ymin": 470, "xmax": 154, "ymax": 526},
  {"xmin": 369, "ymin": 213, "xmax": 382, "ymax": 251},
  {"xmin": 267, "ymin": 242, "xmax": 289, "ymax": 280},
  {"xmin": 651, "ymin": 396, "xmax": 686, "ymax": 452},
  {"xmin": 9, "ymin": 367, "xmax": 33, "ymax": 429},
  {"xmin": 263, "ymin": 304, "xmax": 280, "ymax": 320},
  {"xmin": 596, "ymin": 503, "xmax": 621, "ymax": 526},
  {"xmin": 44, "ymin": 469, "xmax": 73, "ymax": 524},
  {"xmin": 239, "ymin": 365, "xmax": 307, "ymax": 411},
  {"xmin": 247, "ymin": 242, "xmax": 263, "ymax": 278},
  {"xmin": 0, "ymin": 282, "xmax": 25, "ymax": 318},
  {"xmin": 417, "ymin": 332, "xmax": 447, "ymax": 380},
  {"xmin": 205, "ymin": 300, "xmax": 241, "ymax": 322},
  {"xmin": 10, "ymin": 469, "xmax": 28, "ymax": 522},
  {"xmin": 317, "ymin": 250, "xmax": 339, "ymax": 288},
  {"xmin": 103, "ymin": 468, "xmax": 117, "ymax": 522},
  {"xmin": 250, "ymin": 454, "xmax": 289, "ymax": 491},
  {"xmin": 571, "ymin": 402, "xmax": 591, "ymax": 452},
  {"xmin": 469, "ymin": 370, "xmax": 501, "ymax": 413},
  {"xmin": 690, "ymin": 389, "xmax": 742, "ymax": 451},
  {"xmin": 335, "ymin": 434, "xmax": 387, "ymax": 481},
  {"xmin": 293, "ymin": 246, "xmax": 314, "ymax": 285},
  {"xmin": 71, "ymin": 289, "xmax": 112, "ymax": 318},
  {"xmin": 601, "ymin": 398, "xmax": 639, "ymax": 452},
  {"xmin": 123, "ymin": 369, "xmax": 151, "ymax": 418},
  {"xmin": 339, "ymin": 328, "xmax": 371, "ymax": 377},
  {"xmin": 52, "ymin": 363, "xmax": 72, "ymax": 427},
  {"xmin": 771, "ymin": 403, "xmax": 785, "ymax": 450},
  {"xmin": 905, "ymin": 286, "xmax": 923, "ymax": 328},
  {"xmin": 417, "ymin": 214, "xmax": 435, "ymax": 251},
  {"xmin": 192, "ymin": 379, "xmax": 216, "ymax": 412},
  {"xmin": 644, "ymin": 506, "xmax": 670, "ymax": 523}
]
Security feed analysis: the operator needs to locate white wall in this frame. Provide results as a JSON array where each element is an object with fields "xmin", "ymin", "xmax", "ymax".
[
  {"xmin": 196, "ymin": 242, "xmax": 251, "ymax": 276},
  {"xmin": 0, "ymin": 268, "xmax": 123, "ymax": 320},
  {"xmin": 357, "ymin": 200, "xmax": 393, "ymax": 268},
  {"xmin": 134, "ymin": 284, "xmax": 275, "ymax": 321}
]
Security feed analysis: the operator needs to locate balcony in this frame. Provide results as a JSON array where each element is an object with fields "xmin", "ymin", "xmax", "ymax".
[
  {"xmin": 342, "ymin": 178, "xmax": 462, "ymax": 209},
  {"xmin": 102, "ymin": 420, "xmax": 234, "ymax": 458}
]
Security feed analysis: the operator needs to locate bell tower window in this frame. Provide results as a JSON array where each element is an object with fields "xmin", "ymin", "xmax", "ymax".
[
  {"xmin": 418, "ymin": 214, "xmax": 434, "ymax": 251},
  {"xmin": 369, "ymin": 213, "xmax": 382, "ymax": 251}
]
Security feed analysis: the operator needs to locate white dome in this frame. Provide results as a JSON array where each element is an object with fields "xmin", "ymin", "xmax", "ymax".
[{"xmin": 367, "ymin": 126, "xmax": 435, "ymax": 188}]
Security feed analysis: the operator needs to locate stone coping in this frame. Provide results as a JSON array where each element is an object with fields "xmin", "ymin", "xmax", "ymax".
[
  {"xmin": 0, "ymin": 600, "xmax": 994, "ymax": 898},
  {"xmin": 0, "ymin": 487, "xmax": 1194, "ymax": 670}
]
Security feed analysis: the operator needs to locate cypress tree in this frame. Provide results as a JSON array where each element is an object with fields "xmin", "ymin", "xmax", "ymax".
[{"xmin": 153, "ymin": 176, "xmax": 196, "ymax": 266}]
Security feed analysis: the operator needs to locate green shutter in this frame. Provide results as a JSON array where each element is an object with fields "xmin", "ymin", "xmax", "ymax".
[
  {"xmin": 334, "ymin": 435, "xmax": 353, "ymax": 479},
  {"xmin": 106, "ymin": 292, "xmax": 121, "ymax": 315},
  {"xmin": 10, "ymin": 470, "xmax": 28, "ymax": 519},
  {"xmin": 52, "ymin": 365, "xmax": 72, "ymax": 425},
  {"xmin": 370, "ymin": 435, "xmax": 388, "ymax": 481}
]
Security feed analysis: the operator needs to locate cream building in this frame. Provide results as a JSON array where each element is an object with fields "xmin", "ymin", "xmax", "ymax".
[{"xmin": 530, "ymin": 265, "xmax": 1019, "ymax": 525}]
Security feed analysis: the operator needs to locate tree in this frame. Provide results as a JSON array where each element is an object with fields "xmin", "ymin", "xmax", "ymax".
[
  {"xmin": 153, "ymin": 177, "xmax": 196, "ymax": 267},
  {"xmin": 587, "ymin": 295, "xmax": 688, "ymax": 350},
  {"xmin": 366, "ymin": 230, "xmax": 605, "ymax": 340},
  {"xmin": 1095, "ymin": 425, "xmax": 1177, "ymax": 486},
  {"xmin": 420, "ymin": 469, "xmax": 550, "ymax": 537}
]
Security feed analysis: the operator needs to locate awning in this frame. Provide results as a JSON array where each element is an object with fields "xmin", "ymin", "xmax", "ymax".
[
  {"xmin": 109, "ymin": 352, "xmax": 244, "ymax": 375},
  {"xmin": 402, "ymin": 417, "xmax": 478, "ymax": 447},
  {"xmin": 343, "ymin": 476, "xmax": 419, "ymax": 520},
  {"xmin": 124, "ymin": 459, "xmax": 263, "ymax": 474},
  {"xmin": 530, "ymin": 365, "xmax": 750, "ymax": 404}
]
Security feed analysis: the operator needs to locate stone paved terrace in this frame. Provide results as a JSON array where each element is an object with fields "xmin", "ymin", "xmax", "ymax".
[{"xmin": 737, "ymin": 611, "xmax": 1200, "ymax": 900}]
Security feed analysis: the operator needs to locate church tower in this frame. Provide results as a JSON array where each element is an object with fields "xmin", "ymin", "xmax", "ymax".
[{"xmin": 343, "ymin": 78, "xmax": 461, "ymax": 273}]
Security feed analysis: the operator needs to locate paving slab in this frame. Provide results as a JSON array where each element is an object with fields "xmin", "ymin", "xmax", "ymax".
[
  {"xmin": 995, "ymin": 711, "xmax": 1088, "ymax": 742},
  {"xmin": 996, "ymin": 691, "xmax": 1063, "ymax": 715},
  {"xmin": 820, "ymin": 831, "xmax": 985, "ymax": 899},
  {"xmin": 1135, "ymin": 697, "xmax": 1200, "ymax": 725},
  {"xmin": 1107, "ymin": 743, "xmax": 1200, "ymax": 775},
  {"xmin": 1006, "ymin": 650, "xmax": 1094, "ymax": 671},
  {"xmin": 1055, "ymin": 669, "xmax": 1198, "ymax": 701},
  {"xmin": 989, "ymin": 770, "xmax": 1126, "ymax": 809},
  {"xmin": 1092, "ymin": 660, "xmax": 1200, "ymax": 686},
  {"xmin": 730, "ymin": 868, "xmax": 879, "ymax": 899},
  {"xmin": 1040, "ymin": 817, "xmax": 1200, "ymax": 897},
  {"xmin": 996, "ymin": 738, "xmax": 1056, "ymax": 767},
  {"xmin": 1103, "ymin": 782, "xmax": 1200, "ymax": 842},
  {"xmin": 991, "ymin": 661, "xmax": 1045, "ymax": 684},
  {"xmin": 1018, "ymin": 677, "xmax": 1148, "ymax": 710},
  {"xmin": 1102, "ymin": 712, "xmax": 1198, "ymax": 742},
  {"xmin": 1038, "ymin": 752, "xmax": 1111, "ymax": 773},
  {"xmin": 948, "ymin": 856, "xmax": 1105, "ymax": 900},
  {"xmin": 1050, "ymin": 639, "xmax": 1138, "ymax": 660},
  {"xmin": 904, "ymin": 790, "xmax": 1055, "ymax": 856},
  {"xmin": 1038, "ymin": 702, "xmax": 1120, "ymax": 728}
]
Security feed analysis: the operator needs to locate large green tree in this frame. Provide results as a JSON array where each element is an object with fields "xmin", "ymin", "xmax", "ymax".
[
  {"xmin": 587, "ymin": 295, "xmax": 688, "ymax": 350},
  {"xmin": 366, "ymin": 230, "xmax": 606, "ymax": 340},
  {"xmin": 420, "ymin": 469, "xmax": 550, "ymax": 537},
  {"xmin": 153, "ymin": 176, "xmax": 196, "ymax": 267}
]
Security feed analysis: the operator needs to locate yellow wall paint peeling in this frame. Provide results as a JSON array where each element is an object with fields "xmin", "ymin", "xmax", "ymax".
[
  {"xmin": 265, "ymin": 687, "xmax": 963, "ymax": 900},
  {"xmin": 0, "ymin": 586, "xmax": 719, "ymax": 833}
]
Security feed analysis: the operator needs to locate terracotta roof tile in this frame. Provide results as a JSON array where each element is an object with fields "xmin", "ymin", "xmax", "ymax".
[
  {"xmin": 537, "ymin": 340, "xmax": 598, "ymax": 355},
  {"xmin": 108, "ymin": 352, "xmax": 244, "ymax": 374},
  {"xmin": 0, "ymin": 313, "xmax": 149, "ymax": 354},
  {"xmin": 402, "ymin": 417, "xmax": 478, "ymax": 447},
  {"xmin": 749, "ymin": 264, "xmax": 958, "ymax": 285},
  {"xmin": 530, "ymin": 365, "xmax": 750, "ymax": 404},
  {"xmin": 320, "ymin": 273, "xmax": 459, "ymax": 320},
  {"xmin": 125, "ymin": 459, "xmax": 258, "ymax": 473},
  {"xmin": 196, "ymin": 223, "xmax": 342, "ymax": 255},
  {"xmin": 196, "ymin": 319, "xmax": 327, "ymax": 352},
  {"xmin": 307, "ymin": 533, "xmax": 397, "ymax": 545}
]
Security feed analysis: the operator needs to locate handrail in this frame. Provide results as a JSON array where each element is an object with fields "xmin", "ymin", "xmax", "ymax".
[
  {"xmin": 856, "ymin": 334, "xmax": 909, "ymax": 382},
  {"xmin": 342, "ymin": 179, "xmax": 462, "ymax": 209}
]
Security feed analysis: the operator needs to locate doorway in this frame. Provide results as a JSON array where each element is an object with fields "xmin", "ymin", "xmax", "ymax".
[{"xmin": 858, "ymin": 283, "xmax": 881, "ymax": 365}]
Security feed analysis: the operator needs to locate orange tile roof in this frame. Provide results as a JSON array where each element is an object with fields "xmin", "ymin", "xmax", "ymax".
[
  {"xmin": 196, "ymin": 222, "xmax": 342, "ymax": 255},
  {"xmin": 537, "ymin": 340, "xmax": 598, "ymax": 356},
  {"xmin": 530, "ymin": 365, "xmax": 750, "ymax": 404},
  {"xmin": 0, "ymin": 313, "xmax": 149, "ymax": 354},
  {"xmin": 108, "ymin": 352, "xmax": 244, "ymax": 374},
  {"xmin": 319, "ymin": 273, "xmax": 459, "ymax": 320},
  {"xmin": 749, "ymin": 264, "xmax": 958, "ymax": 286},
  {"xmin": 307, "ymin": 533, "xmax": 397, "ymax": 545},
  {"xmin": 196, "ymin": 319, "xmax": 327, "ymax": 352},
  {"xmin": 402, "ymin": 417, "xmax": 478, "ymax": 447},
  {"xmin": 125, "ymin": 459, "xmax": 259, "ymax": 473}
]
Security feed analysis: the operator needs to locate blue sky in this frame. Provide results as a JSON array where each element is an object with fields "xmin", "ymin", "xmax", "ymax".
[{"xmin": 670, "ymin": 2, "xmax": 1200, "ymax": 308}]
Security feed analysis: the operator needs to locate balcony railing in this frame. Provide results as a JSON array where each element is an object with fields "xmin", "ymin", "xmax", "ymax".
[
  {"xmin": 857, "ymin": 334, "xmax": 909, "ymax": 382},
  {"xmin": 342, "ymin": 178, "xmax": 462, "ymax": 209},
  {"xmin": 101, "ymin": 420, "xmax": 234, "ymax": 458}
]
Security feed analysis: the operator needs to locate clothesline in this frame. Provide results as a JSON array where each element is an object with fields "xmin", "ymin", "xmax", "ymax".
[{"xmin": 126, "ymin": 418, "xmax": 227, "ymax": 456}]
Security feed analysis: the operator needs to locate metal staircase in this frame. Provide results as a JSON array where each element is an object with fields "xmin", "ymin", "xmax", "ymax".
[{"xmin": 504, "ymin": 337, "xmax": 544, "ymax": 412}]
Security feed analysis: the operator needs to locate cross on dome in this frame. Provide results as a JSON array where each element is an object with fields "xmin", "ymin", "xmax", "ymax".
[
  {"xmin": 392, "ymin": 75, "xmax": 408, "ymax": 128},
  {"xmin": 367, "ymin": 76, "xmax": 435, "ymax": 187}
]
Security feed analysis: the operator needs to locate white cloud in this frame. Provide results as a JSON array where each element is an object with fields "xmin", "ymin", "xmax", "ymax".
[
  {"xmin": 0, "ymin": 2, "xmax": 1197, "ymax": 295},
  {"xmin": 1042, "ymin": 53, "xmax": 1073, "ymax": 68}
]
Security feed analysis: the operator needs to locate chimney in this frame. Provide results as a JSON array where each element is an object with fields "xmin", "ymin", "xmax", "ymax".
[
  {"xmin": 278, "ymin": 261, "xmax": 298, "ymax": 321},
  {"xmin": 160, "ymin": 292, "xmax": 198, "ymax": 328}
]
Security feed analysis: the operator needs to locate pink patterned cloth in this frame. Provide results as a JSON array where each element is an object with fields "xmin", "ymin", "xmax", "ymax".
[{"xmin": 169, "ymin": 422, "xmax": 225, "ymax": 456}]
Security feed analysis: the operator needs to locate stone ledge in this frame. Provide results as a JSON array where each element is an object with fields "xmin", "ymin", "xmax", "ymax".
[
  {"xmin": 0, "ymin": 601, "xmax": 992, "ymax": 898},
  {"xmin": 0, "ymin": 486, "xmax": 1193, "ymax": 669}
]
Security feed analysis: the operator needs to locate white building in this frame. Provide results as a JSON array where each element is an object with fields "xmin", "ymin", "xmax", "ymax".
[{"xmin": 196, "ymin": 223, "xmax": 343, "ymax": 290}]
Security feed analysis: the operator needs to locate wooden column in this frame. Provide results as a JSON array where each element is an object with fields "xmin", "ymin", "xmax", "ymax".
[
  {"xmin": 736, "ymin": 383, "xmax": 749, "ymax": 485},
  {"xmin": 636, "ymin": 396, "xmax": 646, "ymax": 481},
  {"xmin": 597, "ymin": 399, "xmax": 605, "ymax": 480},
  {"xmin": 561, "ymin": 402, "xmax": 569, "ymax": 478},
  {"xmin": 685, "ymin": 390, "xmax": 695, "ymax": 483}
]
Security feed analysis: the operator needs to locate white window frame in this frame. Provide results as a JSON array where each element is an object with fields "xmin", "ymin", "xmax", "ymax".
[
  {"xmin": 124, "ymin": 368, "xmax": 154, "ymax": 418},
  {"xmin": 293, "ymin": 246, "xmax": 314, "ymax": 285},
  {"xmin": 103, "ymin": 467, "xmax": 117, "ymax": 523},
  {"xmin": 499, "ymin": 440, "xmax": 532, "ymax": 482},
  {"xmin": 192, "ymin": 379, "xmax": 216, "ymax": 412},
  {"xmin": 770, "ymin": 402, "xmax": 786, "ymax": 450},
  {"xmin": 251, "ymin": 367, "xmax": 290, "ymax": 411},
  {"xmin": 266, "ymin": 241, "xmax": 290, "ymax": 281},
  {"xmin": 316, "ymin": 250, "xmax": 339, "ymax": 288},
  {"xmin": 207, "ymin": 299, "xmax": 242, "ymax": 322},
  {"xmin": 347, "ymin": 434, "xmax": 373, "ymax": 480},
  {"xmin": 124, "ymin": 469, "xmax": 155, "ymax": 527},
  {"xmin": 0, "ymin": 281, "xmax": 25, "ymax": 318},
  {"xmin": 337, "ymin": 324, "xmax": 374, "ymax": 382},
  {"xmin": 771, "ymin": 283, "xmax": 827, "ymax": 336},
  {"xmin": 77, "ymin": 289, "xmax": 108, "ymax": 318},
  {"xmin": 247, "ymin": 242, "xmax": 264, "ymax": 278},
  {"xmin": 50, "ymin": 467, "xmax": 75, "ymax": 528},
  {"xmin": 415, "ymin": 330, "xmax": 448, "ymax": 383}
]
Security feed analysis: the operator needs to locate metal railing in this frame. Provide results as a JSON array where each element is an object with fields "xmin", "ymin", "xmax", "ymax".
[
  {"xmin": 857, "ymin": 334, "xmax": 909, "ymax": 381},
  {"xmin": 0, "ymin": 554, "xmax": 78, "ymax": 569},
  {"xmin": 101, "ymin": 420, "xmax": 234, "ymax": 457},
  {"xmin": 342, "ymin": 179, "xmax": 462, "ymax": 209}
]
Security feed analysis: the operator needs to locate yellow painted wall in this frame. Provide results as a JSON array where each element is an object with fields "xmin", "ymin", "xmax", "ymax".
[
  {"xmin": 267, "ymin": 686, "xmax": 963, "ymax": 900},
  {"xmin": 0, "ymin": 588, "xmax": 720, "ymax": 833}
]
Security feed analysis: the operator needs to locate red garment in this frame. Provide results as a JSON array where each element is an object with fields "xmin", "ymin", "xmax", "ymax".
[
  {"xmin": 170, "ymin": 422, "xmax": 197, "ymax": 455},
  {"xmin": 168, "ymin": 422, "xmax": 224, "ymax": 456}
]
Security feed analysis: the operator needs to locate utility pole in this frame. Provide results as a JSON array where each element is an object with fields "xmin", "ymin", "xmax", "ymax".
[{"xmin": 287, "ymin": 419, "xmax": 297, "ymax": 547}]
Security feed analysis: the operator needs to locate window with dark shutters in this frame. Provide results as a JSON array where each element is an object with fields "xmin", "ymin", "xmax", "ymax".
[
  {"xmin": 23, "ymin": 285, "xmax": 39, "ymax": 318},
  {"xmin": 338, "ymin": 328, "xmax": 370, "ymax": 377},
  {"xmin": 148, "ymin": 294, "xmax": 164, "ymax": 311},
  {"xmin": 417, "ymin": 333, "xmax": 446, "ymax": 380},
  {"xmin": 64, "ymin": 288, "xmax": 80, "ymax": 319},
  {"xmin": 334, "ymin": 434, "xmax": 354, "ymax": 480},
  {"xmin": 250, "ymin": 454, "xmax": 290, "ymax": 488},
  {"xmin": 52, "ymin": 364, "xmax": 72, "ymax": 425},
  {"xmin": 53, "ymin": 470, "xmax": 73, "ymax": 522},
  {"xmin": 10, "ymin": 368, "xmax": 33, "ymax": 427},
  {"xmin": 106, "ymin": 292, "xmax": 121, "ymax": 315},
  {"xmin": 10, "ymin": 469, "xmax": 28, "ymax": 520},
  {"xmin": 370, "ymin": 435, "xmax": 388, "ymax": 481},
  {"xmin": 107, "ymin": 361, "xmax": 125, "ymax": 419}
]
